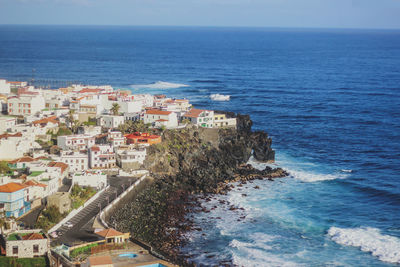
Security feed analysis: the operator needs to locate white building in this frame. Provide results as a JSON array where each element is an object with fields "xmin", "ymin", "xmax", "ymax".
[
  {"xmin": 7, "ymin": 94, "xmax": 45, "ymax": 116},
  {"xmin": 0, "ymin": 116, "xmax": 16, "ymax": 133},
  {"xmin": 108, "ymin": 130, "xmax": 125, "ymax": 147},
  {"xmin": 115, "ymin": 145, "xmax": 146, "ymax": 170},
  {"xmin": 213, "ymin": 113, "xmax": 237, "ymax": 128},
  {"xmin": 58, "ymin": 151, "xmax": 88, "ymax": 172},
  {"xmin": 182, "ymin": 108, "xmax": 215, "ymax": 128},
  {"xmin": 143, "ymin": 109, "xmax": 178, "ymax": 128},
  {"xmin": 99, "ymin": 115, "xmax": 125, "ymax": 129},
  {"xmin": 57, "ymin": 134, "xmax": 96, "ymax": 150},
  {"xmin": 89, "ymin": 145, "xmax": 117, "ymax": 169},
  {"xmin": 117, "ymin": 98, "xmax": 143, "ymax": 113},
  {"xmin": 0, "ymin": 133, "xmax": 25, "ymax": 160},
  {"xmin": 0, "ymin": 79, "xmax": 11, "ymax": 94},
  {"xmin": 72, "ymin": 171, "xmax": 107, "ymax": 189},
  {"xmin": 124, "ymin": 112, "xmax": 141, "ymax": 122}
]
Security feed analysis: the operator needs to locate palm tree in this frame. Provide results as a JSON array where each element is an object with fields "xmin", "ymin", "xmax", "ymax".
[{"xmin": 111, "ymin": 103, "xmax": 120, "ymax": 116}]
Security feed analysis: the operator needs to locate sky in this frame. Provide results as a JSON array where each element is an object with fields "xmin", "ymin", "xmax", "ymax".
[{"xmin": 0, "ymin": 0, "xmax": 399, "ymax": 29}]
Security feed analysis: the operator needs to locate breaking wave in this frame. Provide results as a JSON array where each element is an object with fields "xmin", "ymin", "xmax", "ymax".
[
  {"xmin": 328, "ymin": 226, "xmax": 400, "ymax": 264},
  {"xmin": 210, "ymin": 93, "xmax": 230, "ymax": 101},
  {"xmin": 288, "ymin": 169, "xmax": 348, "ymax": 182},
  {"xmin": 230, "ymin": 234, "xmax": 302, "ymax": 267},
  {"xmin": 130, "ymin": 81, "xmax": 189, "ymax": 89}
]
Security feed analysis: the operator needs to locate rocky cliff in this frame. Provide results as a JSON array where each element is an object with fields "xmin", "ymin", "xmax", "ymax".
[{"xmin": 107, "ymin": 114, "xmax": 284, "ymax": 265}]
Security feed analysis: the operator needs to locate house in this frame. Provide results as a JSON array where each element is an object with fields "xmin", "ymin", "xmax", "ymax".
[
  {"xmin": 47, "ymin": 192, "xmax": 71, "ymax": 214},
  {"xmin": 182, "ymin": 108, "xmax": 214, "ymax": 128},
  {"xmin": 59, "ymin": 151, "xmax": 88, "ymax": 172},
  {"xmin": 115, "ymin": 145, "xmax": 146, "ymax": 170},
  {"xmin": 143, "ymin": 109, "xmax": 178, "ymax": 128},
  {"xmin": 125, "ymin": 132, "xmax": 161, "ymax": 146},
  {"xmin": 32, "ymin": 115, "xmax": 59, "ymax": 129},
  {"xmin": 98, "ymin": 115, "xmax": 125, "ymax": 129},
  {"xmin": 95, "ymin": 228, "xmax": 130, "ymax": 244},
  {"xmin": 107, "ymin": 130, "xmax": 125, "ymax": 147},
  {"xmin": 78, "ymin": 104, "xmax": 98, "ymax": 123},
  {"xmin": 0, "ymin": 79, "xmax": 11, "ymax": 94},
  {"xmin": 0, "ymin": 182, "xmax": 30, "ymax": 218},
  {"xmin": 89, "ymin": 145, "xmax": 117, "ymax": 169},
  {"xmin": 7, "ymin": 156, "xmax": 36, "ymax": 169},
  {"xmin": 22, "ymin": 180, "xmax": 47, "ymax": 209},
  {"xmin": 124, "ymin": 112, "xmax": 141, "ymax": 123},
  {"xmin": 0, "ymin": 116, "xmax": 16, "ymax": 133},
  {"xmin": 77, "ymin": 125, "xmax": 102, "ymax": 136},
  {"xmin": 57, "ymin": 134, "xmax": 96, "ymax": 150},
  {"xmin": 72, "ymin": 171, "xmax": 107, "ymax": 189},
  {"xmin": 0, "ymin": 133, "xmax": 25, "ymax": 160},
  {"xmin": 213, "ymin": 113, "xmax": 237, "ymax": 128},
  {"xmin": 0, "ymin": 230, "xmax": 49, "ymax": 258},
  {"xmin": 7, "ymin": 94, "xmax": 45, "ymax": 116}
]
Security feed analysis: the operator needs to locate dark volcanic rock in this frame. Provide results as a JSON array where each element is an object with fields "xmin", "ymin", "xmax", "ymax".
[{"xmin": 107, "ymin": 112, "xmax": 287, "ymax": 266}]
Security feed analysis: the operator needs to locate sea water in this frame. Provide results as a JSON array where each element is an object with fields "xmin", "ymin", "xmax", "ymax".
[{"xmin": 1, "ymin": 25, "xmax": 400, "ymax": 266}]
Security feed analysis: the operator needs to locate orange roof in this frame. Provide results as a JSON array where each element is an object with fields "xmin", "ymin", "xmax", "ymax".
[
  {"xmin": 0, "ymin": 132, "xmax": 22, "ymax": 140},
  {"xmin": 33, "ymin": 116, "xmax": 59, "ymax": 126},
  {"xmin": 96, "ymin": 228, "xmax": 124, "ymax": 238},
  {"xmin": 23, "ymin": 180, "xmax": 47, "ymax": 188},
  {"xmin": 0, "ymin": 183, "xmax": 26, "ymax": 193},
  {"xmin": 47, "ymin": 162, "xmax": 68, "ymax": 173},
  {"xmin": 183, "ymin": 108, "xmax": 206, "ymax": 118},
  {"xmin": 146, "ymin": 109, "xmax": 172, "ymax": 115},
  {"xmin": 7, "ymin": 81, "xmax": 23, "ymax": 84},
  {"xmin": 8, "ymin": 156, "xmax": 35, "ymax": 164},
  {"xmin": 78, "ymin": 88, "xmax": 103, "ymax": 94},
  {"xmin": 90, "ymin": 146, "xmax": 100, "ymax": 152},
  {"xmin": 89, "ymin": 255, "xmax": 113, "ymax": 266},
  {"xmin": 156, "ymin": 119, "xmax": 169, "ymax": 122},
  {"xmin": 22, "ymin": 233, "xmax": 45, "ymax": 240}
]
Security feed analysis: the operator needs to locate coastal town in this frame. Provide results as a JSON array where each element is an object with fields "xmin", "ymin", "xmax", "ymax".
[{"xmin": 0, "ymin": 78, "xmax": 238, "ymax": 267}]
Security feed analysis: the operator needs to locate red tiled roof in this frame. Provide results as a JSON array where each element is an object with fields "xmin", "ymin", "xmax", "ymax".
[
  {"xmin": 0, "ymin": 183, "xmax": 26, "ymax": 193},
  {"xmin": 33, "ymin": 116, "xmax": 59, "ymax": 126},
  {"xmin": 23, "ymin": 180, "xmax": 47, "ymax": 188},
  {"xmin": 146, "ymin": 109, "xmax": 172, "ymax": 115},
  {"xmin": 22, "ymin": 233, "xmax": 45, "ymax": 240},
  {"xmin": 78, "ymin": 88, "xmax": 103, "ymax": 94},
  {"xmin": 48, "ymin": 162, "xmax": 69, "ymax": 173},
  {"xmin": 90, "ymin": 146, "xmax": 100, "ymax": 152},
  {"xmin": 8, "ymin": 156, "xmax": 35, "ymax": 164},
  {"xmin": 96, "ymin": 228, "xmax": 124, "ymax": 238},
  {"xmin": 183, "ymin": 108, "xmax": 206, "ymax": 118},
  {"xmin": 0, "ymin": 132, "xmax": 22, "ymax": 140},
  {"xmin": 156, "ymin": 119, "xmax": 169, "ymax": 122}
]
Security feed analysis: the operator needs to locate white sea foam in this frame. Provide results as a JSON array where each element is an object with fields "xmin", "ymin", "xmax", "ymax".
[
  {"xmin": 130, "ymin": 81, "xmax": 189, "ymax": 89},
  {"xmin": 328, "ymin": 226, "xmax": 400, "ymax": 264},
  {"xmin": 288, "ymin": 169, "xmax": 347, "ymax": 182},
  {"xmin": 340, "ymin": 169, "xmax": 353, "ymax": 173},
  {"xmin": 230, "ymin": 238, "xmax": 301, "ymax": 267},
  {"xmin": 210, "ymin": 93, "xmax": 230, "ymax": 101},
  {"xmin": 247, "ymin": 156, "xmax": 276, "ymax": 170}
]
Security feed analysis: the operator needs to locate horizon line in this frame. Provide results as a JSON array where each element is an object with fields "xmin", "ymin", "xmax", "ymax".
[{"xmin": 0, "ymin": 23, "xmax": 400, "ymax": 31}]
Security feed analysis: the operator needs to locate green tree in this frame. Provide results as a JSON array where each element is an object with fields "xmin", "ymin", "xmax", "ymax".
[
  {"xmin": 0, "ymin": 161, "xmax": 11, "ymax": 175},
  {"xmin": 111, "ymin": 103, "xmax": 120, "ymax": 116}
]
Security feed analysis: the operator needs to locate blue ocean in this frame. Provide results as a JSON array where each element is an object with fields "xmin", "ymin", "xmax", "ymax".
[{"xmin": 1, "ymin": 25, "xmax": 400, "ymax": 266}]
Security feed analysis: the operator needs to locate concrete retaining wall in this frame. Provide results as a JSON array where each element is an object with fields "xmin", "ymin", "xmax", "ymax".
[{"xmin": 47, "ymin": 185, "xmax": 109, "ymax": 234}]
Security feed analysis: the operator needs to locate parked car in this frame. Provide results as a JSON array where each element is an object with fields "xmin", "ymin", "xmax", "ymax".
[
  {"xmin": 50, "ymin": 231, "xmax": 58, "ymax": 238},
  {"xmin": 64, "ymin": 222, "xmax": 73, "ymax": 228}
]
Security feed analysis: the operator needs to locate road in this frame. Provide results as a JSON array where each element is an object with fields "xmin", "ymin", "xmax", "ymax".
[{"xmin": 51, "ymin": 175, "xmax": 138, "ymax": 246}]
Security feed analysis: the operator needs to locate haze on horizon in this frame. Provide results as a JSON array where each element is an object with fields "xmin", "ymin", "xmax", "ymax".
[{"xmin": 0, "ymin": 0, "xmax": 399, "ymax": 30}]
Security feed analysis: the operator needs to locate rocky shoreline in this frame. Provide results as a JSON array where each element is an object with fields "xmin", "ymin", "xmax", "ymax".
[{"xmin": 107, "ymin": 114, "xmax": 288, "ymax": 266}]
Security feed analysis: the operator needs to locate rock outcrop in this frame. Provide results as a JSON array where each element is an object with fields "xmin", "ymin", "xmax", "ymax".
[{"xmin": 107, "ymin": 113, "xmax": 286, "ymax": 265}]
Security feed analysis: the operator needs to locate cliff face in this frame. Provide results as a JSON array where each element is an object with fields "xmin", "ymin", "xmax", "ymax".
[{"xmin": 107, "ymin": 114, "xmax": 280, "ymax": 263}]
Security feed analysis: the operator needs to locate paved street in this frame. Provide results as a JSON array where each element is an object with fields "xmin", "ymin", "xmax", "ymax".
[{"xmin": 51, "ymin": 175, "xmax": 137, "ymax": 246}]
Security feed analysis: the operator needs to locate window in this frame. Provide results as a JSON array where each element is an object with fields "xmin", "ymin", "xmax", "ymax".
[
  {"xmin": 13, "ymin": 246, "xmax": 18, "ymax": 255},
  {"xmin": 33, "ymin": 245, "xmax": 39, "ymax": 253}
]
